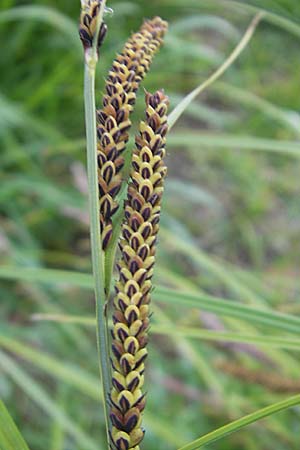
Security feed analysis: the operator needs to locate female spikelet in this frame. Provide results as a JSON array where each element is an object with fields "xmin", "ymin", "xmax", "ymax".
[{"xmin": 109, "ymin": 90, "xmax": 169, "ymax": 450}]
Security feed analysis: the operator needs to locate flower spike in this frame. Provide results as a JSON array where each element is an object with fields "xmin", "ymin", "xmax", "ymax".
[
  {"xmin": 110, "ymin": 90, "xmax": 169, "ymax": 450},
  {"xmin": 79, "ymin": 0, "xmax": 108, "ymax": 51},
  {"xmin": 96, "ymin": 17, "xmax": 168, "ymax": 249}
]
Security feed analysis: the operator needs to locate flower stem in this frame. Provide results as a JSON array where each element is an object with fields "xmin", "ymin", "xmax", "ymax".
[{"xmin": 83, "ymin": 1, "xmax": 110, "ymax": 446}]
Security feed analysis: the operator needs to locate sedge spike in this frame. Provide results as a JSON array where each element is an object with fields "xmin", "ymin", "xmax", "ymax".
[
  {"xmin": 96, "ymin": 18, "xmax": 168, "ymax": 249},
  {"xmin": 109, "ymin": 90, "xmax": 169, "ymax": 450},
  {"xmin": 79, "ymin": 0, "xmax": 108, "ymax": 52}
]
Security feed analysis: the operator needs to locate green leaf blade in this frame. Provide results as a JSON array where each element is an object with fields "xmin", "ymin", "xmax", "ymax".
[
  {"xmin": 1, "ymin": 266, "xmax": 300, "ymax": 335},
  {"xmin": 178, "ymin": 394, "xmax": 300, "ymax": 449},
  {"xmin": 0, "ymin": 400, "xmax": 31, "ymax": 450}
]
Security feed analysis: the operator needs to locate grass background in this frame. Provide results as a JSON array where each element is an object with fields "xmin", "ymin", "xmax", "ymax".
[{"xmin": 1, "ymin": 0, "xmax": 300, "ymax": 449}]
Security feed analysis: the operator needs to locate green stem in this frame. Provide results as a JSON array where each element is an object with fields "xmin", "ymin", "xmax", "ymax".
[{"xmin": 83, "ymin": 1, "xmax": 110, "ymax": 445}]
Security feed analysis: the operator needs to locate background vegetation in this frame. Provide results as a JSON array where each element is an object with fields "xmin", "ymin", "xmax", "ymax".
[{"xmin": 1, "ymin": 0, "xmax": 300, "ymax": 449}]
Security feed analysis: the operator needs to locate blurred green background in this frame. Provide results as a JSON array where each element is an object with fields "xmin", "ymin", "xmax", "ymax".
[{"xmin": 1, "ymin": 0, "xmax": 300, "ymax": 449}]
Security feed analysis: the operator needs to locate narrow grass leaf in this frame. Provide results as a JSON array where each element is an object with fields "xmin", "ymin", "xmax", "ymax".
[
  {"xmin": 30, "ymin": 315, "xmax": 300, "ymax": 351},
  {"xmin": 0, "ymin": 400, "xmax": 31, "ymax": 450},
  {"xmin": 0, "ymin": 333, "xmax": 101, "ymax": 400},
  {"xmin": 0, "ymin": 6, "xmax": 79, "ymax": 50},
  {"xmin": 169, "ymin": 93, "xmax": 237, "ymax": 127},
  {"xmin": 0, "ymin": 265, "xmax": 93, "ymax": 288},
  {"xmin": 166, "ymin": 178, "xmax": 222, "ymax": 208},
  {"xmin": 0, "ymin": 93, "xmax": 64, "ymax": 142},
  {"xmin": 214, "ymin": 82, "xmax": 300, "ymax": 137},
  {"xmin": 0, "ymin": 350, "xmax": 101, "ymax": 450},
  {"xmin": 155, "ymin": 287, "xmax": 300, "ymax": 335},
  {"xmin": 165, "ymin": 34, "xmax": 223, "ymax": 64},
  {"xmin": 177, "ymin": 394, "xmax": 300, "ymax": 449},
  {"xmin": 0, "ymin": 337, "xmax": 183, "ymax": 447},
  {"xmin": 168, "ymin": 133, "xmax": 300, "ymax": 157},
  {"xmin": 170, "ymin": 0, "xmax": 300, "ymax": 38},
  {"xmin": 1, "ymin": 266, "xmax": 300, "ymax": 335},
  {"xmin": 168, "ymin": 13, "xmax": 263, "ymax": 128},
  {"xmin": 170, "ymin": 15, "xmax": 239, "ymax": 39}
]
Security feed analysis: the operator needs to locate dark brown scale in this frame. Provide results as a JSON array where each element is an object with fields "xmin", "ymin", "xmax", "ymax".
[
  {"xmin": 129, "ymin": 260, "xmax": 139, "ymax": 274},
  {"xmin": 91, "ymin": 3, "xmax": 99, "ymax": 17},
  {"xmin": 117, "ymin": 298, "xmax": 127, "ymax": 313},
  {"xmin": 119, "ymin": 394, "xmax": 131, "ymax": 412},
  {"xmin": 83, "ymin": 14, "xmax": 91, "ymax": 27},
  {"xmin": 119, "ymin": 271, "xmax": 129, "ymax": 284},
  {"xmin": 136, "ymin": 271, "xmax": 148, "ymax": 286},
  {"xmin": 132, "ymin": 197, "xmax": 143, "ymax": 211},
  {"xmin": 97, "ymin": 111, "xmax": 107, "ymax": 124},
  {"xmin": 98, "ymin": 23, "xmax": 108, "ymax": 48},
  {"xmin": 127, "ymin": 310, "xmax": 139, "ymax": 325},
  {"xmin": 141, "ymin": 224, "xmax": 152, "ymax": 239},
  {"xmin": 124, "ymin": 414, "xmax": 139, "ymax": 433},
  {"xmin": 123, "ymin": 228, "xmax": 131, "ymax": 241},
  {"xmin": 137, "ymin": 245, "xmax": 149, "ymax": 260},
  {"xmin": 130, "ymin": 216, "xmax": 140, "ymax": 232},
  {"xmin": 103, "ymin": 164, "xmax": 115, "ymax": 183},
  {"xmin": 117, "ymin": 328, "xmax": 128, "ymax": 343},
  {"xmin": 109, "ymin": 184, "xmax": 121, "ymax": 197},
  {"xmin": 126, "ymin": 283, "xmax": 138, "ymax": 298},
  {"xmin": 112, "ymin": 340, "xmax": 124, "ymax": 358},
  {"xmin": 120, "ymin": 358, "xmax": 132, "ymax": 376},
  {"xmin": 79, "ymin": 28, "xmax": 92, "ymax": 47},
  {"xmin": 110, "ymin": 413, "xmax": 124, "ymax": 431},
  {"xmin": 112, "ymin": 378, "xmax": 125, "ymax": 392},
  {"xmin": 141, "ymin": 206, "xmax": 151, "ymax": 220}
]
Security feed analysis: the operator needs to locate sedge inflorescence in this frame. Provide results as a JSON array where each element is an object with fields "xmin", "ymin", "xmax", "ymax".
[
  {"xmin": 79, "ymin": 0, "xmax": 108, "ymax": 51},
  {"xmin": 79, "ymin": 6, "xmax": 169, "ymax": 449},
  {"xmin": 109, "ymin": 90, "xmax": 169, "ymax": 450},
  {"xmin": 96, "ymin": 17, "xmax": 168, "ymax": 249}
]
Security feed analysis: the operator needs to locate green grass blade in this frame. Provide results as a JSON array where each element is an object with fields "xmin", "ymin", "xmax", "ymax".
[
  {"xmin": 165, "ymin": 34, "xmax": 223, "ymax": 64},
  {"xmin": 173, "ymin": 0, "xmax": 300, "ymax": 37},
  {"xmin": 1, "ymin": 266, "xmax": 300, "ymax": 334},
  {"xmin": 169, "ymin": 93, "xmax": 237, "ymax": 128},
  {"xmin": 30, "ymin": 314, "xmax": 300, "ymax": 351},
  {"xmin": 160, "ymin": 225, "xmax": 263, "ymax": 304},
  {"xmin": 213, "ymin": 82, "xmax": 300, "ymax": 137},
  {"xmin": 0, "ymin": 6, "xmax": 79, "ymax": 50},
  {"xmin": 0, "ymin": 350, "xmax": 102, "ymax": 450},
  {"xmin": 168, "ymin": 133, "xmax": 300, "ymax": 157},
  {"xmin": 152, "ymin": 304, "xmax": 223, "ymax": 392},
  {"xmin": 155, "ymin": 287, "xmax": 300, "ymax": 335},
  {"xmin": 32, "ymin": 132, "xmax": 300, "ymax": 157},
  {"xmin": 177, "ymin": 394, "xmax": 300, "ymax": 449},
  {"xmin": 0, "ymin": 336, "xmax": 185, "ymax": 447},
  {"xmin": 0, "ymin": 92, "xmax": 64, "ymax": 142},
  {"xmin": 170, "ymin": 14, "xmax": 239, "ymax": 39},
  {"xmin": 168, "ymin": 13, "xmax": 263, "ymax": 128},
  {"xmin": 0, "ymin": 400, "xmax": 31, "ymax": 450},
  {"xmin": 214, "ymin": 0, "xmax": 300, "ymax": 37},
  {"xmin": 50, "ymin": 391, "xmax": 66, "ymax": 450},
  {"xmin": 0, "ymin": 265, "xmax": 92, "ymax": 288},
  {"xmin": 0, "ymin": 333, "xmax": 101, "ymax": 400},
  {"xmin": 152, "ymin": 325, "xmax": 300, "ymax": 351}
]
